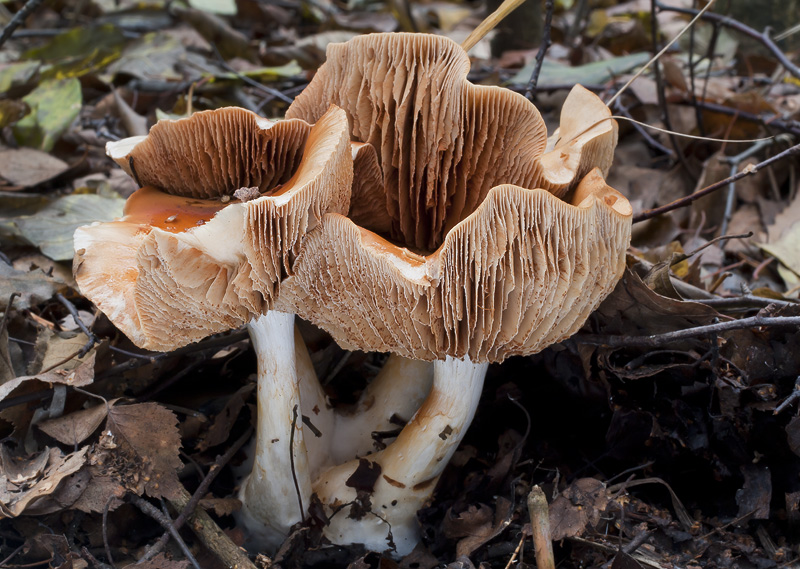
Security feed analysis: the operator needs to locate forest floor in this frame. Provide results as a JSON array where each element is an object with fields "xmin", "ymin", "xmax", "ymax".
[{"xmin": 1, "ymin": 0, "xmax": 800, "ymax": 568}]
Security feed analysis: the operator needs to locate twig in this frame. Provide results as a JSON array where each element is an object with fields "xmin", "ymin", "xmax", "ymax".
[
  {"xmin": 290, "ymin": 404, "xmax": 305, "ymax": 522},
  {"xmin": 633, "ymin": 143, "xmax": 800, "ymax": 223},
  {"xmin": 581, "ymin": 314, "xmax": 800, "ymax": 348},
  {"xmin": 694, "ymin": 294, "xmax": 796, "ymax": 310},
  {"xmin": 528, "ymin": 486, "xmax": 555, "ymax": 569},
  {"xmin": 131, "ymin": 495, "xmax": 202, "ymax": 569},
  {"xmin": 210, "ymin": 44, "xmax": 293, "ymax": 105},
  {"xmin": 0, "ymin": 0, "xmax": 45, "ymax": 50},
  {"xmin": 774, "ymin": 377, "xmax": 800, "ymax": 415},
  {"xmin": 461, "ymin": 0, "xmax": 527, "ymax": 52},
  {"xmin": 719, "ymin": 139, "xmax": 775, "ymax": 235},
  {"xmin": 57, "ymin": 293, "xmax": 97, "ymax": 358},
  {"xmin": 503, "ymin": 533, "xmax": 527, "ymax": 569},
  {"xmin": 649, "ymin": 0, "xmax": 695, "ymax": 178},
  {"xmin": 525, "ymin": 0, "xmax": 555, "ymax": 100},
  {"xmin": 1, "ymin": 293, "xmax": 19, "ymax": 374},
  {"xmin": 139, "ymin": 426, "xmax": 254, "ymax": 563},
  {"xmin": 673, "ymin": 231, "xmax": 752, "ymax": 267},
  {"xmin": 0, "ymin": 543, "xmax": 25, "ymax": 567},
  {"xmin": 170, "ymin": 485, "xmax": 258, "ymax": 569},
  {"xmin": 655, "ymin": 1, "xmax": 800, "ymax": 80},
  {"xmin": 103, "ymin": 496, "xmax": 116, "ymax": 568},
  {"xmin": 81, "ymin": 546, "xmax": 114, "ymax": 569},
  {"xmin": 687, "ymin": 1, "xmax": 705, "ymax": 137}
]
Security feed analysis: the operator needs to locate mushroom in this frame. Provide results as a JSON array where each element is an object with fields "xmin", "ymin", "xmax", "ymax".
[
  {"xmin": 277, "ymin": 33, "xmax": 633, "ymax": 554},
  {"xmin": 74, "ymin": 105, "xmax": 353, "ymax": 545}
]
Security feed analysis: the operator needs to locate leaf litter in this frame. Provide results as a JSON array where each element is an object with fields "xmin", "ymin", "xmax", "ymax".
[{"xmin": 0, "ymin": 0, "xmax": 799, "ymax": 567}]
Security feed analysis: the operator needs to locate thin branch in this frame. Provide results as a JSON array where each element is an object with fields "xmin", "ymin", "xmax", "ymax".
[
  {"xmin": 720, "ymin": 139, "xmax": 776, "ymax": 235},
  {"xmin": 633, "ymin": 143, "xmax": 800, "ymax": 223},
  {"xmin": 581, "ymin": 314, "xmax": 800, "ymax": 348},
  {"xmin": 694, "ymin": 295, "xmax": 797, "ymax": 310},
  {"xmin": 461, "ymin": 0, "xmax": 527, "ymax": 52},
  {"xmin": 289, "ymin": 404, "xmax": 305, "ymax": 522},
  {"xmin": 655, "ymin": 1, "xmax": 800, "ymax": 80},
  {"xmin": 649, "ymin": 0, "xmax": 694, "ymax": 177},
  {"xmin": 525, "ymin": 0, "xmax": 555, "ymax": 100},
  {"xmin": 131, "ymin": 495, "xmax": 202, "ymax": 569},
  {"xmin": 102, "ymin": 496, "xmax": 116, "ymax": 568},
  {"xmin": 0, "ymin": 0, "xmax": 45, "ymax": 50}
]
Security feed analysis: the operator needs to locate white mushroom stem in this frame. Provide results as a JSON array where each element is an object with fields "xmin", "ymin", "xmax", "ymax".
[
  {"xmin": 294, "ymin": 325, "xmax": 335, "ymax": 476},
  {"xmin": 238, "ymin": 311, "xmax": 315, "ymax": 548},
  {"xmin": 332, "ymin": 355, "xmax": 434, "ymax": 463},
  {"xmin": 314, "ymin": 356, "xmax": 488, "ymax": 556}
]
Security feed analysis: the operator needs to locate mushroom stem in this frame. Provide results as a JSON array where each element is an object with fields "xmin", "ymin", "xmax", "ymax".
[
  {"xmin": 294, "ymin": 325, "xmax": 335, "ymax": 476},
  {"xmin": 239, "ymin": 311, "xmax": 312, "ymax": 548},
  {"xmin": 332, "ymin": 355, "xmax": 434, "ymax": 462},
  {"xmin": 315, "ymin": 356, "xmax": 488, "ymax": 555}
]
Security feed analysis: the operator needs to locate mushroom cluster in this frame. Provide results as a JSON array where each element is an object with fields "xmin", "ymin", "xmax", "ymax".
[{"xmin": 74, "ymin": 33, "xmax": 632, "ymax": 556}]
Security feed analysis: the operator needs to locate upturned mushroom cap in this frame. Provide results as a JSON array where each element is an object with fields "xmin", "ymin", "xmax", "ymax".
[
  {"xmin": 276, "ymin": 33, "xmax": 631, "ymax": 364},
  {"xmin": 286, "ymin": 33, "xmax": 617, "ymax": 252},
  {"xmin": 74, "ymin": 105, "xmax": 353, "ymax": 351},
  {"xmin": 279, "ymin": 168, "xmax": 631, "ymax": 363}
]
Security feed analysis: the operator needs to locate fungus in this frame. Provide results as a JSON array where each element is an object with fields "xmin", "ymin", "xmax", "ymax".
[
  {"xmin": 74, "ymin": 105, "xmax": 353, "ymax": 545},
  {"xmin": 278, "ymin": 33, "xmax": 633, "ymax": 554}
]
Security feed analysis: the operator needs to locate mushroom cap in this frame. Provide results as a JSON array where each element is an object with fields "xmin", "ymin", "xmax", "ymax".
[
  {"xmin": 74, "ymin": 105, "xmax": 353, "ymax": 351},
  {"xmin": 286, "ymin": 33, "xmax": 617, "ymax": 252},
  {"xmin": 278, "ymin": 167, "xmax": 632, "ymax": 363},
  {"xmin": 276, "ymin": 33, "xmax": 631, "ymax": 363}
]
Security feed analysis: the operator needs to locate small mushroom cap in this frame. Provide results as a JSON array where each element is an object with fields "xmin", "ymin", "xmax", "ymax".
[
  {"xmin": 106, "ymin": 108, "xmax": 309, "ymax": 199},
  {"xmin": 279, "ymin": 168, "xmax": 632, "ymax": 363},
  {"xmin": 75, "ymin": 106, "xmax": 353, "ymax": 351}
]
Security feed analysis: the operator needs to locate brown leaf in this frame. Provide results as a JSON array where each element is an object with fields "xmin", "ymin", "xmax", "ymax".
[
  {"xmin": 0, "ymin": 147, "xmax": 69, "ymax": 188},
  {"xmin": 38, "ymin": 401, "xmax": 112, "ymax": 446},
  {"xmin": 104, "ymin": 402, "xmax": 183, "ymax": 500},
  {"xmin": 0, "ymin": 352, "xmax": 95, "ymax": 434},
  {"xmin": 443, "ymin": 497, "xmax": 513, "ymax": 557},
  {"xmin": 549, "ymin": 478, "xmax": 610, "ymax": 541},
  {"xmin": 199, "ymin": 496, "xmax": 242, "ymax": 516},
  {"xmin": 0, "ymin": 445, "xmax": 88, "ymax": 517},
  {"xmin": 70, "ymin": 473, "xmax": 125, "ymax": 514}
]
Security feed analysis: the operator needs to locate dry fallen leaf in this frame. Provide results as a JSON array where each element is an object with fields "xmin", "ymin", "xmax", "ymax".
[
  {"xmin": 0, "ymin": 445, "xmax": 88, "ymax": 518},
  {"xmin": 38, "ymin": 400, "xmax": 113, "ymax": 446},
  {"xmin": 0, "ymin": 148, "xmax": 70, "ymax": 188},
  {"xmin": 549, "ymin": 478, "xmax": 610, "ymax": 541},
  {"xmin": 443, "ymin": 497, "xmax": 513, "ymax": 557},
  {"xmin": 199, "ymin": 496, "xmax": 242, "ymax": 516},
  {"xmin": 0, "ymin": 351, "xmax": 96, "ymax": 405},
  {"xmin": 103, "ymin": 402, "xmax": 183, "ymax": 500}
]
